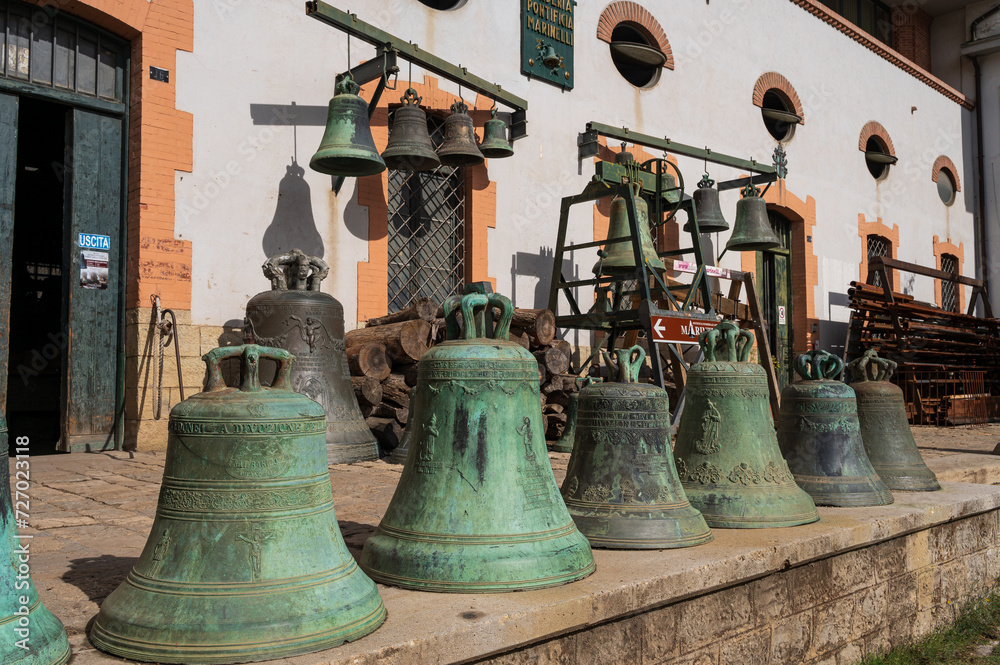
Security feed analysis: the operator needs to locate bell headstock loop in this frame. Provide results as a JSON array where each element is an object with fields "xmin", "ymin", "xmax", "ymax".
[
  {"xmin": 202, "ymin": 344, "xmax": 295, "ymax": 393},
  {"xmin": 262, "ymin": 250, "xmax": 329, "ymax": 292},
  {"xmin": 442, "ymin": 294, "xmax": 464, "ymax": 340},
  {"xmin": 574, "ymin": 375, "xmax": 603, "ymax": 391},
  {"xmin": 443, "ymin": 293, "xmax": 490, "ymax": 340},
  {"xmin": 847, "ymin": 349, "xmax": 897, "ymax": 383},
  {"xmin": 336, "ymin": 73, "xmax": 361, "ymax": 96},
  {"xmin": 487, "ymin": 293, "xmax": 514, "ymax": 341},
  {"xmin": 734, "ymin": 328, "xmax": 754, "ymax": 362},
  {"xmin": 795, "ymin": 350, "xmax": 844, "ymax": 381},
  {"xmin": 699, "ymin": 321, "xmax": 754, "ymax": 363},
  {"xmin": 400, "ymin": 87, "xmax": 422, "ymax": 106},
  {"xmin": 600, "ymin": 345, "xmax": 645, "ymax": 383}
]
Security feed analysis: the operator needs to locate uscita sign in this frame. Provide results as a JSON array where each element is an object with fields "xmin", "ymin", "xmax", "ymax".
[{"xmin": 78, "ymin": 233, "xmax": 111, "ymax": 250}]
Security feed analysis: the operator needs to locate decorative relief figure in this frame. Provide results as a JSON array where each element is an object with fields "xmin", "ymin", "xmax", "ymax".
[
  {"xmin": 237, "ymin": 522, "xmax": 275, "ymax": 582},
  {"xmin": 582, "ymin": 485, "xmax": 612, "ymax": 503},
  {"xmin": 675, "ymin": 457, "xmax": 688, "ymax": 480},
  {"xmin": 517, "ymin": 417, "xmax": 535, "ymax": 461},
  {"xmin": 566, "ymin": 476, "xmax": 579, "ymax": 498},
  {"xmin": 417, "ymin": 415, "xmax": 442, "ymax": 474},
  {"xmin": 246, "ymin": 402, "xmax": 268, "ymax": 418},
  {"xmin": 762, "ymin": 460, "xmax": 789, "ymax": 484},
  {"xmin": 689, "ymin": 462, "xmax": 722, "ymax": 484},
  {"xmin": 152, "ymin": 529, "xmax": 170, "ymax": 562},
  {"xmin": 695, "ymin": 399, "xmax": 722, "ymax": 454},
  {"xmin": 728, "ymin": 462, "xmax": 762, "ymax": 485}
]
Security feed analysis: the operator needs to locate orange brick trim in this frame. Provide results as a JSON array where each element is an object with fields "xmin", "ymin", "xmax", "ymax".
[
  {"xmin": 858, "ymin": 121, "xmax": 895, "ymax": 155},
  {"xmin": 26, "ymin": 0, "xmax": 196, "ymax": 311},
  {"xmin": 596, "ymin": 2, "xmax": 674, "ymax": 70},
  {"xmin": 858, "ymin": 214, "xmax": 899, "ymax": 286},
  {"xmin": 932, "ymin": 235, "xmax": 965, "ymax": 312},
  {"xmin": 752, "ymin": 72, "xmax": 805, "ymax": 125},
  {"xmin": 355, "ymin": 76, "xmax": 496, "ymax": 323},
  {"xmin": 931, "ymin": 155, "xmax": 961, "ymax": 192},
  {"xmin": 788, "ymin": 0, "xmax": 973, "ymax": 110}
]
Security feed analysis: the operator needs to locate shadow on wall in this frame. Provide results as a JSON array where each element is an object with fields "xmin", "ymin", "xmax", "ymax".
[
  {"xmin": 261, "ymin": 159, "xmax": 324, "ymax": 259},
  {"xmin": 511, "ymin": 247, "xmax": 578, "ymax": 310}
]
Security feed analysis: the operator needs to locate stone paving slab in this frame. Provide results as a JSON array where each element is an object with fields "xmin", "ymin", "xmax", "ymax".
[{"xmin": 10, "ymin": 424, "xmax": 1000, "ymax": 664}]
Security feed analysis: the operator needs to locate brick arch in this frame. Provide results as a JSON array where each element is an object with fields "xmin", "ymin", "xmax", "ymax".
[
  {"xmin": 932, "ymin": 155, "xmax": 961, "ymax": 192},
  {"xmin": 933, "ymin": 235, "xmax": 965, "ymax": 311},
  {"xmin": 859, "ymin": 121, "xmax": 895, "ymax": 156},
  {"xmin": 597, "ymin": 2, "xmax": 674, "ymax": 70},
  {"xmin": 752, "ymin": 72, "xmax": 805, "ymax": 124}
]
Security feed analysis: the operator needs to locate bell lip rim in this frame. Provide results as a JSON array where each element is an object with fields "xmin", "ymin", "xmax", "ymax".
[
  {"xmin": 581, "ymin": 532, "xmax": 714, "ymax": 549},
  {"xmin": 360, "ymin": 560, "xmax": 597, "ymax": 593},
  {"xmin": 725, "ymin": 240, "xmax": 782, "ymax": 252},
  {"xmin": 3, "ymin": 638, "xmax": 71, "ymax": 665}
]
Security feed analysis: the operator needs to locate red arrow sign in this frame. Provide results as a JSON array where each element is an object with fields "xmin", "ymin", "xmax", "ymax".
[{"xmin": 649, "ymin": 315, "xmax": 720, "ymax": 345}]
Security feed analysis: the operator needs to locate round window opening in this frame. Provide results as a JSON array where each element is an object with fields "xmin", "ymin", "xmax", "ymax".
[
  {"xmin": 760, "ymin": 90, "xmax": 798, "ymax": 141},
  {"xmin": 416, "ymin": 0, "xmax": 467, "ymax": 10},
  {"xmin": 864, "ymin": 136, "xmax": 893, "ymax": 180},
  {"xmin": 937, "ymin": 170, "xmax": 956, "ymax": 206},
  {"xmin": 609, "ymin": 23, "xmax": 665, "ymax": 89}
]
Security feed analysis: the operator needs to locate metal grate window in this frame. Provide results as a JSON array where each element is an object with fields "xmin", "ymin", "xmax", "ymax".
[
  {"xmin": 867, "ymin": 234, "xmax": 891, "ymax": 288},
  {"xmin": 941, "ymin": 253, "xmax": 958, "ymax": 313},
  {"xmin": 387, "ymin": 112, "xmax": 466, "ymax": 312}
]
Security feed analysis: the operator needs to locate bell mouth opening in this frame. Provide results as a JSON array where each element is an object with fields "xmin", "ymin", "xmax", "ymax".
[
  {"xmin": 438, "ymin": 154, "xmax": 484, "ymax": 168},
  {"xmin": 310, "ymin": 156, "xmax": 386, "ymax": 177}
]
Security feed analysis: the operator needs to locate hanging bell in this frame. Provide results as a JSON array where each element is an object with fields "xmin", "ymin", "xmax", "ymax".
[
  {"xmin": 684, "ymin": 175, "xmax": 729, "ymax": 234},
  {"xmin": 725, "ymin": 182, "xmax": 780, "ymax": 252},
  {"xmin": 592, "ymin": 164, "xmax": 666, "ymax": 276},
  {"xmin": 89, "ymin": 345, "xmax": 386, "ymax": 663},
  {"xmin": 479, "ymin": 108, "xmax": 514, "ymax": 159},
  {"xmin": 561, "ymin": 346, "xmax": 712, "ymax": 549},
  {"xmin": 360, "ymin": 292, "xmax": 595, "ymax": 591},
  {"xmin": 381, "ymin": 88, "xmax": 441, "ymax": 172},
  {"xmin": 673, "ymin": 321, "xmax": 819, "ymax": 528},
  {"xmin": 244, "ymin": 250, "xmax": 378, "ymax": 464},
  {"xmin": 550, "ymin": 377, "xmax": 596, "ymax": 454},
  {"xmin": 777, "ymin": 351, "xmax": 893, "ymax": 507},
  {"xmin": 0, "ymin": 412, "xmax": 72, "ymax": 665},
  {"xmin": 437, "ymin": 100, "xmax": 484, "ymax": 167},
  {"xmin": 309, "ymin": 74, "xmax": 386, "ymax": 177},
  {"xmin": 847, "ymin": 350, "xmax": 941, "ymax": 491}
]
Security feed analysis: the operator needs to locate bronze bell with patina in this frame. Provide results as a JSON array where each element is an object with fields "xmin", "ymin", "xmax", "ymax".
[
  {"xmin": 685, "ymin": 175, "xmax": 729, "ymax": 234},
  {"xmin": 725, "ymin": 182, "xmax": 780, "ymax": 252},
  {"xmin": 90, "ymin": 345, "xmax": 386, "ymax": 663},
  {"xmin": 309, "ymin": 74, "xmax": 386, "ymax": 177},
  {"xmin": 437, "ymin": 100, "xmax": 484, "ymax": 167},
  {"xmin": 382, "ymin": 88, "xmax": 441, "ymax": 172},
  {"xmin": 848, "ymin": 350, "xmax": 940, "ymax": 491},
  {"xmin": 361, "ymin": 291, "xmax": 595, "ymax": 591},
  {"xmin": 244, "ymin": 250, "xmax": 378, "ymax": 464},
  {"xmin": 777, "ymin": 350, "xmax": 893, "ymax": 507},
  {"xmin": 673, "ymin": 321, "xmax": 819, "ymax": 528},
  {"xmin": 479, "ymin": 108, "xmax": 514, "ymax": 159},
  {"xmin": 561, "ymin": 346, "xmax": 712, "ymax": 549},
  {"xmin": 593, "ymin": 159, "xmax": 666, "ymax": 276}
]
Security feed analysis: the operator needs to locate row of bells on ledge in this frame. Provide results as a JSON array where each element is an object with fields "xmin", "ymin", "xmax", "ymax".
[
  {"xmin": 309, "ymin": 75, "xmax": 513, "ymax": 178},
  {"xmin": 594, "ymin": 148, "xmax": 781, "ymax": 279}
]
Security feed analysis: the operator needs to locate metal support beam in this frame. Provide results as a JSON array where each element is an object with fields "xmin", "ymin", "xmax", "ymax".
[{"xmin": 307, "ymin": 1, "xmax": 528, "ymax": 114}]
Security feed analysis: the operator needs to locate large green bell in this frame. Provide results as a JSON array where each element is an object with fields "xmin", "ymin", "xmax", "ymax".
[
  {"xmin": 90, "ymin": 345, "xmax": 385, "ymax": 663},
  {"xmin": 309, "ymin": 74, "xmax": 386, "ymax": 177},
  {"xmin": 360, "ymin": 292, "xmax": 595, "ymax": 592},
  {"xmin": 0, "ymin": 412, "xmax": 71, "ymax": 665},
  {"xmin": 847, "ymin": 350, "xmax": 940, "ymax": 492},
  {"xmin": 673, "ymin": 322, "xmax": 819, "ymax": 528},
  {"xmin": 592, "ymin": 186, "xmax": 666, "ymax": 276},
  {"xmin": 561, "ymin": 346, "xmax": 712, "ymax": 549},
  {"xmin": 777, "ymin": 351, "xmax": 893, "ymax": 507},
  {"xmin": 725, "ymin": 183, "xmax": 780, "ymax": 252}
]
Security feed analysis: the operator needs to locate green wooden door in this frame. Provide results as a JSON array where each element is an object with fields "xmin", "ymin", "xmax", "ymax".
[
  {"xmin": 0, "ymin": 93, "xmax": 17, "ymax": 414},
  {"xmin": 60, "ymin": 109, "xmax": 122, "ymax": 451},
  {"xmin": 756, "ymin": 210, "xmax": 793, "ymax": 389}
]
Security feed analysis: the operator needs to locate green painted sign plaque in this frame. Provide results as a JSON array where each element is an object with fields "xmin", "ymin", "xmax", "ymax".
[{"xmin": 521, "ymin": 0, "xmax": 574, "ymax": 89}]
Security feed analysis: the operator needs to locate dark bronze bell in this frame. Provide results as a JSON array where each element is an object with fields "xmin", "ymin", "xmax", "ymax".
[
  {"xmin": 244, "ymin": 250, "xmax": 378, "ymax": 464},
  {"xmin": 684, "ymin": 175, "xmax": 729, "ymax": 233},
  {"xmin": 309, "ymin": 74, "xmax": 386, "ymax": 177},
  {"xmin": 360, "ymin": 292, "xmax": 595, "ymax": 591},
  {"xmin": 90, "ymin": 345, "xmax": 386, "ymax": 663},
  {"xmin": 479, "ymin": 108, "xmax": 513, "ymax": 159},
  {"xmin": 725, "ymin": 183, "xmax": 780, "ymax": 252},
  {"xmin": 1, "ymin": 411, "xmax": 72, "ymax": 665},
  {"xmin": 561, "ymin": 346, "xmax": 712, "ymax": 549},
  {"xmin": 382, "ymin": 88, "xmax": 441, "ymax": 172},
  {"xmin": 673, "ymin": 321, "xmax": 819, "ymax": 528},
  {"xmin": 550, "ymin": 377, "xmax": 597, "ymax": 454},
  {"xmin": 437, "ymin": 100, "xmax": 484, "ymax": 167},
  {"xmin": 777, "ymin": 351, "xmax": 893, "ymax": 507},
  {"xmin": 593, "ymin": 159, "xmax": 665, "ymax": 276},
  {"xmin": 847, "ymin": 350, "xmax": 941, "ymax": 491}
]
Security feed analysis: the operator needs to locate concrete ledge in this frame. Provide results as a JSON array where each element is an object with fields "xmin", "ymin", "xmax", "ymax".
[{"xmin": 286, "ymin": 483, "xmax": 1000, "ymax": 665}]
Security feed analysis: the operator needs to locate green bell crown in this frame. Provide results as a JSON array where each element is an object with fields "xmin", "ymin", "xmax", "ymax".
[
  {"xmin": 360, "ymin": 291, "xmax": 595, "ymax": 592},
  {"xmin": 673, "ymin": 321, "xmax": 819, "ymax": 528},
  {"xmin": 778, "ymin": 350, "xmax": 893, "ymax": 507}
]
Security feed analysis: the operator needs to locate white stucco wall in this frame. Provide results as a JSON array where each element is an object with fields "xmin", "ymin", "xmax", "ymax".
[{"xmin": 175, "ymin": 0, "xmax": 977, "ymax": 337}]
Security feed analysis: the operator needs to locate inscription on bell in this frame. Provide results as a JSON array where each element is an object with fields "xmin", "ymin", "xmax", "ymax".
[{"xmin": 226, "ymin": 439, "xmax": 290, "ymax": 479}]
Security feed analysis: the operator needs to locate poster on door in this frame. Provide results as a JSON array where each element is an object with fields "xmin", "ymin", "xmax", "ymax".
[
  {"xmin": 80, "ymin": 251, "xmax": 109, "ymax": 290},
  {"xmin": 778, "ymin": 305, "xmax": 786, "ymax": 325}
]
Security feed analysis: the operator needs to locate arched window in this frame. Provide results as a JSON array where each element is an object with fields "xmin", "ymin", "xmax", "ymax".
[
  {"xmin": 866, "ymin": 234, "xmax": 892, "ymax": 288},
  {"xmin": 941, "ymin": 253, "xmax": 959, "ymax": 312}
]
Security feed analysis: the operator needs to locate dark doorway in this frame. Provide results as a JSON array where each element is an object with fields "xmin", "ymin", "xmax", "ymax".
[
  {"xmin": 5, "ymin": 97, "xmax": 68, "ymax": 455},
  {"xmin": 757, "ymin": 210, "xmax": 794, "ymax": 390}
]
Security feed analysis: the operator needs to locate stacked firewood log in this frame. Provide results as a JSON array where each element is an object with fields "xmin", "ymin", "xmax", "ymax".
[{"xmin": 345, "ymin": 297, "xmax": 580, "ymax": 454}]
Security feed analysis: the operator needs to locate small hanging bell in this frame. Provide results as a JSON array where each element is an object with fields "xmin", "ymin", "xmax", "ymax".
[
  {"xmin": 309, "ymin": 74, "xmax": 386, "ymax": 177},
  {"xmin": 673, "ymin": 321, "xmax": 819, "ymax": 528},
  {"xmin": 592, "ymin": 159, "xmax": 666, "ymax": 276},
  {"xmin": 847, "ymin": 350, "xmax": 941, "ymax": 491},
  {"xmin": 684, "ymin": 174, "xmax": 729, "ymax": 234},
  {"xmin": 777, "ymin": 350, "xmax": 893, "ymax": 507},
  {"xmin": 479, "ymin": 108, "xmax": 514, "ymax": 159},
  {"xmin": 561, "ymin": 346, "xmax": 713, "ymax": 549},
  {"xmin": 725, "ymin": 182, "xmax": 780, "ymax": 252},
  {"xmin": 381, "ymin": 88, "xmax": 441, "ymax": 172},
  {"xmin": 437, "ymin": 100, "xmax": 485, "ymax": 167}
]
